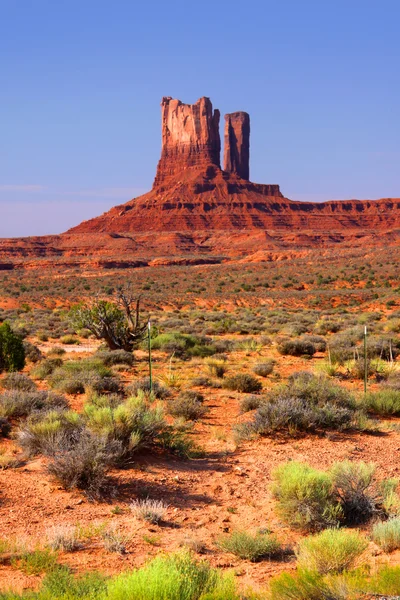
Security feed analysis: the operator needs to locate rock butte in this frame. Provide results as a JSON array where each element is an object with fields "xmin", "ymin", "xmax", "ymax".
[{"xmin": 1, "ymin": 96, "xmax": 400, "ymax": 269}]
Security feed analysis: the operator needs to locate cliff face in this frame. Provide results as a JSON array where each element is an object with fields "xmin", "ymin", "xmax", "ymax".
[
  {"xmin": 223, "ymin": 112, "xmax": 250, "ymax": 180},
  {"xmin": 153, "ymin": 97, "xmax": 221, "ymax": 188}
]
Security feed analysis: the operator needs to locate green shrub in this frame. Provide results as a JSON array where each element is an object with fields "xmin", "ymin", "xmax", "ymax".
[
  {"xmin": 96, "ymin": 349, "xmax": 134, "ymax": 366},
  {"xmin": 272, "ymin": 462, "xmax": 341, "ymax": 531},
  {"xmin": 296, "ymin": 528, "xmax": 367, "ymax": 574},
  {"xmin": 167, "ymin": 391, "xmax": 208, "ymax": 421},
  {"xmin": 217, "ymin": 530, "xmax": 282, "ymax": 562},
  {"xmin": 223, "ymin": 374, "xmax": 262, "ymax": 394},
  {"xmin": 47, "ymin": 430, "xmax": 118, "ymax": 499},
  {"xmin": 107, "ymin": 551, "xmax": 222, "ymax": 600},
  {"xmin": 239, "ymin": 373, "xmax": 358, "ymax": 437},
  {"xmin": 12, "ymin": 549, "xmax": 58, "ymax": 575},
  {"xmin": 372, "ymin": 517, "xmax": 400, "ymax": 552},
  {"xmin": 0, "ymin": 390, "xmax": 68, "ymax": 418},
  {"xmin": 1, "ymin": 372, "xmax": 36, "ymax": 391},
  {"xmin": 205, "ymin": 359, "xmax": 227, "ymax": 378},
  {"xmin": 151, "ymin": 332, "xmax": 216, "ymax": 359},
  {"xmin": 41, "ymin": 567, "xmax": 106, "ymax": 599},
  {"xmin": 252, "ymin": 360, "xmax": 275, "ymax": 377},
  {"xmin": 269, "ymin": 569, "xmax": 334, "ymax": 600},
  {"xmin": 0, "ymin": 322, "xmax": 25, "ymax": 373},
  {"xmin": 330, "ymin": 460, "xmax": 377, "ymax": 525},
  {"xmin": 127, "ymin": 377, "xmax": 170, "ymax": 399},
  {"xmin": 31, "ymin": 358, "xmax": 63, "ymax": 380},
  {"xmin": 364, "ymin": 389, "xmax": 400, "ymax": 416},
  {"xmin": 240, "ymin": 395, "xmax": 263, "ymax": 413},
  {"xmin": 49, "ymin": 359, "xmax": 117, "ymax": 395},
  {"xmin": 277, "ymin": 338, "xmax": 316, "ymax": 357},
  {"xmin": 85, "ymin": 396, "xmax": 167, "ymax": 462},
  {"xmin": 18, "ymin": 409, "xmax": 82, "ymax": 457},
  {"xmin": 60, "ymin": 334, "xmax": 80, "ymax": 345}
]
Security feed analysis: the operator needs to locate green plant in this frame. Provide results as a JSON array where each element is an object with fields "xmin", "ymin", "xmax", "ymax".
[
  {"xmin": 223, "ymin": 374, "xmax": 262, "ymax": 393},
  {"xmin": 277, "ymin": 338, "xmax": 316, "ymax": 357},
  {"xmin": 363, "ymin": 389, "xmax": 400, "ymax": 416},
  {"xmin": 0, "ymin": 390, "xmax": 67, "ymax": 418},
  {"xmin": 217, "ymin": 530, "xmax": 282, "ymax": 562},
  {"xmin": 0, "ymin": 322, "xmax": 25, "ymax": 373},
  {"xmin": 12, "ymin": 548, "xmax": 58, "ymax": 575},
  {"xmin": 238, "ymin": 372, "xmax": 358, "ymax": 438},
  {"xmin": 268, "ymin": 569, "xmax": 336, "ymax": 600},
  {"xmin": 330, "ymin": 460, "xmax": 376, "ymax": 524},
  {"xmin": 167, "ymin": 391, "xmax": 208, "ymax": 421},
  {"xmin": 253, "ymin": 360, "xmax": 275, "ymax": 377},
  {"xmin": 372, "ymin": 517, "xmax": 400, "ymax": 552},
  {"xmin": 272, "ymin": 462, "xmax": 341, "ymax": 532},
  {"xmin": 296, "ymin": 528, "xmax": 367, "ymax": 574},
  {"xmin": 106, "ymin": 551, "xmax": 225, "ymax": 600},
  {"xmin": 47, "ymin": 430, "xmax": 119, "ymax": 499},
  {"xmin": 0, "ymin": 373, "xmax": 36, "ymax": 391}
]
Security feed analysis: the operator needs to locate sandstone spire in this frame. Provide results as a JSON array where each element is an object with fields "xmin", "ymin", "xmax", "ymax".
[
  {"xmin": 154, "ymin": 97, "xmax": 221, "ymax": 187},
  {"xmin": 223, "ymin": 112, "xmax": 250, "ymax": 180}
]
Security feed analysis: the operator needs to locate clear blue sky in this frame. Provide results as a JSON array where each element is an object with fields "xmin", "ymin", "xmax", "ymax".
[{"xmin": 1, "ymin": 0, "xmax": 399, "ymax": 236}]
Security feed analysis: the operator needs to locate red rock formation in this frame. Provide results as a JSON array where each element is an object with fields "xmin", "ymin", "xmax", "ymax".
[
  {"xmin": 223, "ymin": 112, "xmax": 250, "ymax": 180},
  {"xmin": 153, "ymin": 96, "xmax": 221, "ymax": 188}
]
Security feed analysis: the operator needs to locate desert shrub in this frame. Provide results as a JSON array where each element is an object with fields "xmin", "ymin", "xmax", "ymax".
[
  {"xmin": 60, "ymin": 334, "xmax": 80, "ymax": 345},
  {"xmin": 101, "ymin": 525, "xmax": 128, "ymax": 554},
  {"xmin": 205, "ymin": 359, "xmax": 227, "ymax": 378},
  {"xmin": 327, "ymin": 334, "xmax": 357, "ymax": 365},
  {"xmin": 13, "ymin": 549, "xmax": 58, "ymax": 575},
  {"xmin": 47, "ymin": 430, "xmax": 118, "ymax": 499},
  {"xmin": 84, "ymin": 396, "xmax": 167, "ymax": 462},
  {"xmin": 167, "ymin": 391, "xmax": 208, "ymax": 421},
  {"xmin": 364, "ymin": 389, "xmax": 400, "ymax": 415},
  {"xmin": 190, "ymin": 376, "xmax": 213, "ymax": 387},
  {"xmin": 296, "ymin": 528, "xmax": 367, "ymax": 574},
  {"xmin": 217, "ymin": 530, "xmax": 282, "ymax": 562},
  {"xmin": 302, "ymin": 335, "xmax": 327, "ymax": 352},
  {"xmin": 127, "ymin": 377, "xmax": 170, "ymax": 399},
  {"xmin": 330, "ymin": 460, "xmax": 377, "ymax": 525},
  {"xmin": 23, "ymin": 340, "xmax": 42, "ymax": 363},
  {"xmin": 0, "ymin": 372, "xmax": 36, "ymax": 391},
  {"xmin": 240, "ymin": 395, "xmax": 263, "ymax": 413},
  {"xmin": 96, "ymin": 349, "xmax": 134, "ymax": 366},
  {"xmin": 272, "ymin": 462, "xmax": 341, "ymax": 532},
  {"xmin": 384, "ymin": 370, "xmax": 400, "ymax": 391},
  {"xmin": 372, "ymin": 517, "xmax": 400, "ymax": 552},
  {"xmin": 107, "ymin": 551, "xmax": 235, "ymax": 600},
  {"xmin": 47, "ymin": 346, "xmax": 66, "ymax": 356},
  {"xmin": 41, "ymin": 567, "xmax": 107, "ymax": 599},
  {"xmin": 239, "ymin": 373, "xmax": 358, "ymax": 437},
  {"xmin": 49, "ymin": 359, "xmax": 116, "ymax": 395},
  {"xmin": 130, "ymin": 498, "xmax": 168, "ymax": 524},
  {"xmin": 252, "ymin": 360, "xmax": 275, "ymax": 377},
  {"xmin": 277, "ymin": 338, "xmax": 316, "ymax": 357},
  {"xmin": 0, "ymin": 322, "xmax": 25, "ymax": 373},
  {"xmin": 31, "ymin": 358, "xmax": 63, "ymax": 380},
  {"xmin": 269, "ymin": 569, "xmax": 338, "ymax": 600},
  {"xmin": 46, "ymin": 525, "xmax": 81, "ymax": 552},
  {"xmin": 18, "ymin": 409, "xmax": 82, "ymax": 457},
  {"xmin": 0, "ymin": 416, "xmax": 11, "ymax": 437},
  {"xmin": 223, "ymin": 374, "xmax": 262, "ymax": 394},
  {"xmin": 151, "ymin": 332, "xmax": 216, "ymax": 359},
  {"xmin": 0, "ymin": 390, "xmax": 68, "ymax": 418}
]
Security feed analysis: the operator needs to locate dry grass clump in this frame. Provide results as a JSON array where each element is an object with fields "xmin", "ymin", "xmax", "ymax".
[{"xmin": 130, "ymin": 498, "xmax": 169, "ymax": 524}]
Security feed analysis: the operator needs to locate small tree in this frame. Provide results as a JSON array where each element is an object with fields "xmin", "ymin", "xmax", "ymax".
[
  {"xmin": 69, "ymin": 288, "xmax": 148, "ymax": 352},
  {"xmin": 0, "ymin": 322, "xmax": 26, "ymax": 373}
]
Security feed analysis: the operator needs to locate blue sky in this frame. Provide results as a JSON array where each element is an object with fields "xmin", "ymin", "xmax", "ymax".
[{"xmin": 1, "ymin": 0, "xmax": 399, "ymax": 236}]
